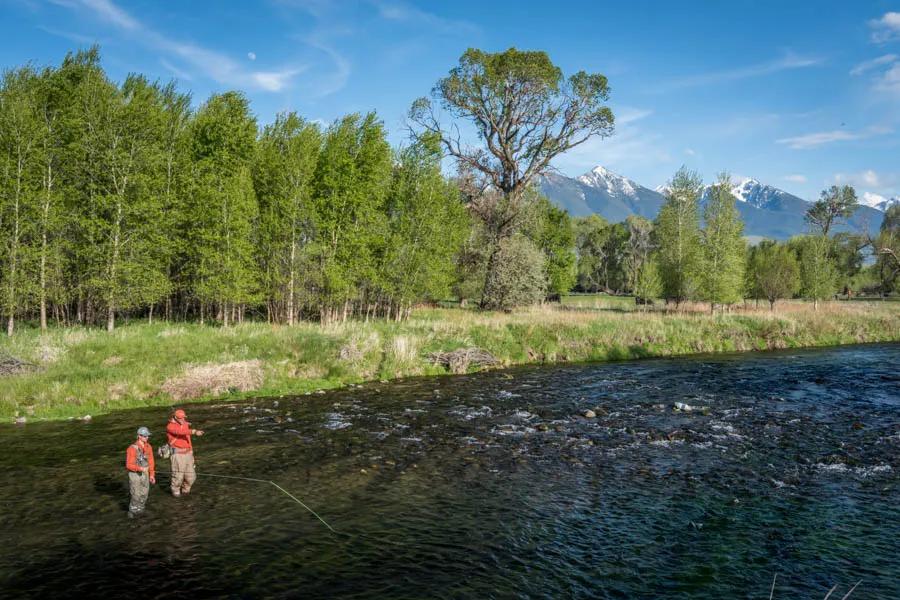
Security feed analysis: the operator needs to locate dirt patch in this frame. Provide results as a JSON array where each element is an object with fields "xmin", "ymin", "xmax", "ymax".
[
  {"xmin": 161, "ymin": 360, "xmax": 264, "ymax": 401},
  {"xmin": 102, "ymin": 356, "xmax": 123, "ymax": 367}
]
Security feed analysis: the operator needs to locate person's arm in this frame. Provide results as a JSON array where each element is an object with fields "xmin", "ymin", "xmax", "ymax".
[
  {"xmin": 148, "ymin": 446, "xmax": 156, "ymax": 482},
  {"xmin": 167, "ymin": 421, "xmax": 191, "ymax": 444},
  {"xmin": 125, "ymin": 446, "xmax": 145, "ymax": 473}
]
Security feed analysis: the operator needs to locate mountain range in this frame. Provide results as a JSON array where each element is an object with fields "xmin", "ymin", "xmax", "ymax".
[{"xmin": 540, "ymin": 166, "xmax": 886, "ymax": 240}]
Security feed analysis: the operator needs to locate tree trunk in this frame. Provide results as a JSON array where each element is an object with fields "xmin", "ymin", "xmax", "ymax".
[
  {"xmin": 148, "ymin": 304, "xmax": 154, "ymax": 325},
  {"xmin": 479, "ymin": 240, "xmax": 502, "ymax": 310}
]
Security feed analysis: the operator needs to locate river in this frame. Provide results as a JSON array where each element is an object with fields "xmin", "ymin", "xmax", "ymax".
[{"xmin": 1, "ymin": 344, "xmax": 898, "ymax": 598}]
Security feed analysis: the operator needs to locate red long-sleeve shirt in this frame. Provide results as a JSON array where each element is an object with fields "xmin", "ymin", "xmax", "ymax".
[
  {"xmin": 166, "ymin": 419, "xmax": 193, "ymax": 451},
  {"xmin": 125, "ymin": 440, "xmax": 155, "ymax": 477}
]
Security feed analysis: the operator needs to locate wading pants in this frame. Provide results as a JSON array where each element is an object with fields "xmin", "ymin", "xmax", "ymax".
[
  {"xmin": 170, "ymin": 450, "xmax": 196, "ymax": 496},
  {"xmin": 128, "ymin": 471, "xmax": 149, "ymax": 514}
]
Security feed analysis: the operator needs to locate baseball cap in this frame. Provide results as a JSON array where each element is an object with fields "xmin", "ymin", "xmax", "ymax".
[{"xmin": 137, "ymin": 426, "xmax": 151, "ymax": 437}]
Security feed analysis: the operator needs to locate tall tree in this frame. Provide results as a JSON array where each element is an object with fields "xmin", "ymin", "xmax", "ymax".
[
  {"xmin": 624, "ymin": 215, "xmax": 654, "ymax": 294},
  {"xmin": 700, "ymin": 173, "xmax": 746, "ymax": 311},
  {"xmin": 381, "ymin": 134, "xmax": 469, "ymax": 318},
  {"xmin": 189, "ymin": 92, "xmax": 260, "ymax": 326},
  {"xmin": 410, "ymin": 47, "xmax": 614, "ymax": 308},
  {"xmin": 874, "ymin": 204, "xmax": 899, "ymax": 294},
  {"xmin": 806, "ymin": 185, "xmax": 858, "ymax": 236},
  {"xmin": 526, "ymin": 196, "xmax": 576, "ymax": 299},
  {"xmin": 0, "ymin": 66, "xmax": 41, "ymax": 336},
  {"xmin": 798, "ymin": 235, "xmax": 837, "ymax": 310},
  {"xmin": 574, "ymin": 214, "xmax": 610, "ymax": 293},
  {"xmin": 254, "ymin": 112, "xmax": 321, "ymax": 324},
  {"xmin": 310, "ymin": 113, "xmax": 391, "ymax": 323},
  {"xmin": 747, "ymin": 240, "xmax": 800, "ymax": 310},
  {"xmin": 655, "ymin": 167, "xmax": 703, "ymax": 306}
]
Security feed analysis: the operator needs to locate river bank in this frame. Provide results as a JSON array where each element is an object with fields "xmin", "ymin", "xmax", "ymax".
[{"xmin": 1, "ymin": 299, "xmax": 898, "ymax": 421}]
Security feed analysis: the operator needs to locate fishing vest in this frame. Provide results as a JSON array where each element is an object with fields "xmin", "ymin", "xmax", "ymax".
[{"xmin": 131, "ymin": 443, "xmax": 149, "ymax": 468}]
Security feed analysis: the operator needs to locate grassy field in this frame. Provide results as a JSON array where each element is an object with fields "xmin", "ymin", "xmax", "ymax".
[{"xmin": 1, "ymin": 297, "xmax": 898, "ymax": 421}]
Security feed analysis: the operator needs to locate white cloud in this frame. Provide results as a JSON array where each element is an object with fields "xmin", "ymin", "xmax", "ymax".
[
  {"xmin": 783, "ymin": 174, "xmax": 807, "ymax": 183},
  {"xmin": 247, "ymin": 52, "xmax": 257, "ymax": 61},
  {"xmin": 874, "ymin": 62, "xmax": 900, "ymax": 97},
  {"xmin": 370, "ymin": 0, "xmax": 480, "ymax": 35},
  {"xmin": 685, "ymin": 148, "xmax": 696, "ymax": 156},
  {"xmin": 58, "ymin": 0, "xmax": 306, "ymax": 92},
  {"xmin": 776, "ymin": 126, "xmax": 892, "ymax": 149},
  {"xmin": 832, "ymin": 170, "xmax": 900, "ymax": 191},
  {"xmin": 870, "ymin": 12, "xmax": 900, "ymax": 44},
  {"xmin": 616, "ymin": 107, "xmax": 653, "ymax": 125},
  {"xmin": 159, "ymin": 58, "xmax": 193, "ymax": 81},
  {"xmin": 850, "ymin": 54, "xmax": 897, "ymax": 76},
  {"xmin": 657, "ymin": 51, "xmax": 822, "ymax": 91}
]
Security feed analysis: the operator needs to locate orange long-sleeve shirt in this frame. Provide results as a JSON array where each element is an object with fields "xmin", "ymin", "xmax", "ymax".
[
  {"xmin": 125, "ymin": 440, "xmax": 155, "ymax": 478},
  {"xmin": 166, "ymin": 419, "xmax": 193, "ymax": 451}
]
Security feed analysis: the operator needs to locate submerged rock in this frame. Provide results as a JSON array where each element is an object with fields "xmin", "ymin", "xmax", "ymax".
[{"xmin": 582, "ymin": 409, "xmax": 596, "ymax": 419}]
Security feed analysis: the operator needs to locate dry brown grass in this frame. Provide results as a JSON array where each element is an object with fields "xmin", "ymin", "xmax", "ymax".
[{"xmin": 161, "ymin": 359, "xmax": 264, "ymax": 401}]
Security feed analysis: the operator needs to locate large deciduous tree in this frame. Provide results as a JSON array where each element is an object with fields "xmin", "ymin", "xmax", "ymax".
[
  {"xmin": 655, "ymin": 167, "xmax": 703, "ymax": 306},
  {"xmin": 189, "ymin": 92, "xmax": 260, "ymax": 326},
  {"xmin": 798, "ymin": 234, "xmax": 837, "ymax": 310},
  {"xmin": 410, "ymin": 47, "xmax": 614, "ymax": 308},
  {"xmin": 747, "ymin": 240, "xmax": 800, "ymax": 310},
  {"xmin": 699, "ymin": 173, "xmax": 746, "ymax": 311},
  {"xmin": 805, "ymin": 185, "xmax": 858, "ymax": 236},
  {"xmin": 254, "ymin": 112, "xmax": 321, "ymax": 325}
]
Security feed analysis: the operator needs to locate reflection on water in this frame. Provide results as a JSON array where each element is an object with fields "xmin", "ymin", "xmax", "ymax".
[{"xmin": 1, "ymin": 344, "xmax": 899, "ymax": 598}]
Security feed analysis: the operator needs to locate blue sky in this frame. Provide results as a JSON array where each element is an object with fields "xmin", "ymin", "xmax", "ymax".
[{"xmin": 2, "ymin": 0, "xmax": 900, "ymax": 203}]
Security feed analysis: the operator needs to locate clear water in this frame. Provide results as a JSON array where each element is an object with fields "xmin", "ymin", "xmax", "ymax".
[{"xmin": 1, "ymin": 344, "xmax": 898, "ymax": 599}]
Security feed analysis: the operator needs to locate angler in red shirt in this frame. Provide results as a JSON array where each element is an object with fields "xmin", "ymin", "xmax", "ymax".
[
  {"xmin": 166, "ymin": 409, "xmax": 204, "ymax": 497},
  {"xmin": 125, "ymin": 426, "xmax": 155, "ymax": 517}
]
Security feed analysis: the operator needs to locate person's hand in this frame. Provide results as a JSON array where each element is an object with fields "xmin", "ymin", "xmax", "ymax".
[
  {"xmin": 150, "ymin": 476, "xmax": 156, "ymax": 484},
  {"xmin": 194, "ymin": 429, "xmax": 204, "ymax": 437}
]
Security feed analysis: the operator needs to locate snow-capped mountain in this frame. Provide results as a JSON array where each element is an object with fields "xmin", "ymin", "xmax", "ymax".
[
  {"xmin": 540, "ymin": 164, "xmax": 885, "ymax": 240},
  {"xmin": 540, "ymin": 166, "xmax": 665, "ymax": 223},
  {"xmin": 860, "ymin": 192, "xmax": 900, "ymax": 212},
  {"xmin": 721, "ymin": 178, "xmax": 804, "ymax": 211}
]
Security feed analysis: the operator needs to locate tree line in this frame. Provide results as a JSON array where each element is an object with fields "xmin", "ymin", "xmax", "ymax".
[
  {"xmin": 2, "ymin": 47, "xmax": 898, "ymax": 335},
  {"xmin": 0, "ymin": 48, "xmax": 482, "ymax": 333},
  {"xmin": 570, "ymin": 173, "xmax": 900, "ymax": 311}
]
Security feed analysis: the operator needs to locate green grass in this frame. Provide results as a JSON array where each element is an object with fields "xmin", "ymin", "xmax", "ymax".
[{"xmin": 1, "ymin": 298, "xmax": 898, "ymax": 421}]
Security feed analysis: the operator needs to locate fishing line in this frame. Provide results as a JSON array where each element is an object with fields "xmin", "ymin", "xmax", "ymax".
[
  {"xmin": 158, "ymin": 468, "xmax": 335, "ymax": 533},
  {"xmin": 161, "ymin": 468, "xmax": 408, "ymax": 547}
]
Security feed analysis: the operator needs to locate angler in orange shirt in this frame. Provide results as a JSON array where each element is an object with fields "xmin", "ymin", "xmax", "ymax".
[
  {"xmin": 166, "ymin": 409, "xmax": 204, "ymax": 497},
  {"xmin": 125, "ymin": 426, "xmax": 156, "ymax": 517}
]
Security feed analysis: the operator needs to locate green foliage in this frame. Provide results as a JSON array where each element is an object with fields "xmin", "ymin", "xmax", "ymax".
[
  {"xmin": 634, "ymin": 258, "xmax": 662, "ymax": 304},
  {"xmin": 699, "ymin": 173, "xmax": 746, "ymax": 308},
  {"xmin": 254, "ymin": 112, "xmax": 321, "ymax": 324},
  {"xmin": 655, "ymin": 167, "xmax": 703, "ymax": 304},
  {"xmin": 747, "ymin": 240, "xmax": 800, "ymax": 309},
  {"xmin": 381, "ymin": 136, "xmax": 470, "ymax": 308},
  {"xmin": 805, "ymin": 184, "xmax": 858, "ymax": 236},
  {"xmin": 797, "ymin": 235, "xmax": 838, "ymax": 308},
  {"xmin": 526, "ymin": 196, "xmax": 576, "ymax": 297},
  {"xmin": 189, "ymin": 92, "xmax": 260, "ymax": 323},
  {"xmin": 481, "ymin": 235, "xmax": 547, "ymax": 310},
  {"xmin": 875, "ymin": 204, "xmax": 899, "ymax": 294},
  {"xmin": 310, "ymin": 113, "xmax": 392, "ymax": 319},
  {"xmin": 574, "ymin": 214, "xmax": 610, "ymax": 292},
  {"xmin": 411, "ymin": 47, "xmax": 614, "ymax": 309}
]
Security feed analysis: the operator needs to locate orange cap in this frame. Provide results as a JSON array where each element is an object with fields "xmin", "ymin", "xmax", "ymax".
[{"xmin": 174, "ymin": 409, "xmax": 187, "ymax": 419}]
